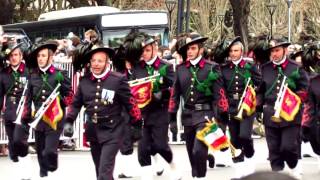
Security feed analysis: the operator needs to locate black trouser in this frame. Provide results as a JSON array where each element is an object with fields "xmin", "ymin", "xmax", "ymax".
[
  {"xmin": 184, "ymin": 123, "xmax": 208, "ymax": 178},
  {"xmin": 4, "ymin": 122, "xmax": 30, "ymax": 161},
  {"xmin": 265, "ymin": 125, "xmax": 300, "ymax": 171},
  {"xmin": 228, "ymin": 115, "xmax": 255, "ymax": 160},
  {"xmin": 138, "ymin": 123, "xmax": 173, "ymax": 166},
  {"xmin": 119, "ymin": 123, "xmax": 133, "ymax": 155},
  {"xmin": 308, "ymin": 121, "xmax": 320, "ymax": 155},
  {"xmin": 90, "ymin": 131, "xmax": 123, "ymax": 180},
  {"xmin": 35, "ymin": 129, "xmax": 62, "ymax": 174}
]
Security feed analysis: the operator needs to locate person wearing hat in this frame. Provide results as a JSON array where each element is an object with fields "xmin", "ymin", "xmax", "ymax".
[
  {"xmin": 23, "ymin": 41, "xmax": 74, "ymax": 178},
  {"xmin": 111, "ymin": 43, "xmax": 140, "ymax": 179},
  {"xmin": 128, "ymin": 33, "xmax": 180, "ymax": 180},
  {"xmin": 0, "ymin": 42, "xmax": 33, "ymax": 179},
  {"xmin": 256, "ymin": 36, "xmax": 308, "ymax": 179},
  {"xmin": 220, "ymin": 37, "xmax": 262, "ymax": 178},
  {"xmin": 169, "ymin": 32, "xmax": 229, "ymax": 179},
  {"xmin": 63, "ymin": 45, "xmax": 143, "ymax": 180},
  {"xmin": 301, "ymin": 73, "xmax": 320, "ymax": 171}
]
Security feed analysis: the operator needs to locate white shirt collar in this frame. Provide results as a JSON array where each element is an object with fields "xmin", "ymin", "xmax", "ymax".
[
  {"xmin": 92, "ymin": 66, "xmax": 110, "ymax": 79},
  {"xmin": 232, "ymin": 56, "xmax": 243, "ymax": 65},
  {"xmin": 11, "ymin": 63, "xmax": 21, "ymax": 71},
  {"xmin": 146, "ymin": 55, "xmax": 157, "ymax": 66},
  {"xmin": 272, "ymin": 56, "xmax": 287, "ymax": 65},
  {"xmin": 39, "ymin": 64, "xmax": 52, "ymax": 73},
  {"xmin": 190, "ymin": 55, "xmax": 202, "ymax": 66}
]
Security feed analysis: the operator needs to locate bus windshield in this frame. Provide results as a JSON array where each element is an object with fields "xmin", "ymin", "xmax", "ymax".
[{"xmin": 102, "ymin": 28, "xmax": 168, "ymax": 48}]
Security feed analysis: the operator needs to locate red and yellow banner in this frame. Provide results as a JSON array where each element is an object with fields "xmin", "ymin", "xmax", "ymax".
[
  {"xmin": 280, "ymin": 87, "xmax": 301, "ymax": 122},
  {"xmin": 130, "ymin": 81, "xmax": 153, "ymax": 109},
  {"xmin": 43, "ymin": 96, "xmax": 63, "ymax": 130},
  {"xmin": 241, "ymin": 85, "xmax": 256, "ymax": 116}
]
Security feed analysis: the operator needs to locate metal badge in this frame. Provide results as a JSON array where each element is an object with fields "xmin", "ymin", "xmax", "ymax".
[
  {"xmin": 20, "ymin": 77, "xmax": 27, "ymax": 85},
  {"xmin": 102, "ymin": 89, "xmax": 115, "ymax": 104},
  {"xmin": 10, "ymin": 96, "xmax": 16, "ymax": 102},
  {"xmin": 233, "ymin": 93, "xmax": 239, "ymax": 100}
]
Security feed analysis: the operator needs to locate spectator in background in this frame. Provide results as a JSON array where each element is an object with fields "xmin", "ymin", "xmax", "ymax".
[{"xmin": 84, "ymin": 29, "xmax": 98, "ymax": 44}]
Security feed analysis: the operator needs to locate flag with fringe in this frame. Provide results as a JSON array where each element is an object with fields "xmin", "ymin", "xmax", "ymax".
[
  {"xmin": 280, "ymin": 87, "xmax": 301, "ymax": 121},
  {"xmin": 196, "ymin": 121, "xmax": 229, "ymax": 151},
  {"xmin": 43, "ymin": 96, "xmax": 63, "ymax": 130},
  {"xmin": 241, "ymin": 85, "xmax": 256, "ymax": 116},
  {"xmin": 130, "ymin": 81, "xmax": 153, "ymax": 108}
]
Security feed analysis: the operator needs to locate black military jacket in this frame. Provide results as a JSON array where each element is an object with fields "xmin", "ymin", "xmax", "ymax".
[
  {"xmin": 302, "ymin": 74, "xmax": 320, "ymax": 127},
  {"xmin": 66, "ymin": 70, "xmax": 141, "ymax": 143},
  {"xmin": 26, "ymin": 65, "xmax": 73, "ymax": 131},
  {"xmin": 131, "ymin": 57, "xmax": 175, "ymax": 125},
  {"xmin": 257, "ymin": 59, "xmax": 308, "ymax": 127},
  {"xmin": 0, "ymin": 63, "xmax": 29, "ymax": 123},
  {"xmin": 169, "ymin": 58, "xmax": 229, "ymax": 126},
  {"xmin": 220, "ymin": 59, "xmax": 261, "ymax": 115}
]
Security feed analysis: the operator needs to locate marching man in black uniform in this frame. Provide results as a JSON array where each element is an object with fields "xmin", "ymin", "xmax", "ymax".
[
  {"xmin": 63, "ymin": 45, "xmax": 143, "ymax": 180},
  {"xmin": 256, "ymin": 37, "xmax": 308, "ymax": 179},
  {"xmin": 220, "ymin": 37, "xmax": 261, "ymax": 179},
  {"xmin": 301, "ymin": 47, "xmax": 320, "ymax": 170},
  {"xmin": 169, "ymin": 32, "xmax": 229, "ymax": 179},
  {"xmin": 129, "ymin": 33, "xmax": 180, "ymax": 180},
  {"xmin": 112, "ymin": 44, "xmax": 139, "ymax": 178},
  {"xmin": 25, "ymin": 41, "xmax": 74, "ymax": 178},
  {"xmin": 0, "ymin": 43, "xmax": 32, "ymax": 180}
]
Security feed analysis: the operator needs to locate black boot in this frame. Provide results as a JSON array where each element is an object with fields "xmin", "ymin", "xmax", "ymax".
[
  {"xmin": 40, "ymin": 169, "xmax": 48, "ymax": 177},
  {"xmin": 208, "ymin": 154, "xmax": 215, "ymax": 168}
]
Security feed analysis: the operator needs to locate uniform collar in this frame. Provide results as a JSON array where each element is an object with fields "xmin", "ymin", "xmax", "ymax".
[
  {"xmin": 9, "ymin": 62, "xmax": 25, "ymax": 74},
  {"xmin": 272, "ymin": 58, "xmax": 289, "ymax": 69},
  {"xmin": 90, "ymin": 66, "xmax": 110, "ymax": 81},
  {"xmin": 229, "ymin": 59, "xmax": 246, "ymax": 68},
  {"xmin": 39, "ymin": 64, "xmax": 55, "ymax": 74},
  {"xmin": 145, "ymin": 55, "xmax": 157, "ymax": 66},
  {"xmin": 140, "ymin": 57, "xmax": 161, "ymax": 69},
  {"xmin": 185, "ymin": 58, "xmax": 206, "ymax": 69}
]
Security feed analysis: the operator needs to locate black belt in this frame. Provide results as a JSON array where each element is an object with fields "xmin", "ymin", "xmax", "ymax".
[
  {"xmin": 184, "ymin": 103, "xmax": 212, "ymax": 111},
  {"xmin": 89, "ymin": 115, "xmax": 113, "ymax": 124}
]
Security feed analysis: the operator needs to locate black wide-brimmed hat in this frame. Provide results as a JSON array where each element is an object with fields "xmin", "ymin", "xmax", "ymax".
[
  {"xmin": 82, "ymin": 45, "xmax": 115, "ymax": 65},
  {"xmin": 141, "ymin": 36, "xmax": 157, "ymax": 48},
  {"xmin": 222, "ymin": 36, "xmax": 243, "ymax": 58},
  {"xmin": 27, "ymin": 40, "xmax": 58, "ymax": 68},
  {"xmin": 3, "ymin": 42, "xmax": 23, "ymax": 58},
  {"xmin": 179, "ymin": 32, "xmax": 208, "ymax": 53},
  {"xmin": 267, "ymin": 37, "xmax": 291, "ymax": 51},
  {"xmin": 226, "ymin": 36, "xmax": 242, "ymax": 51},
  {"xmin": 290, "ymin": 50, "xmax": 304, "ymax": 60}
]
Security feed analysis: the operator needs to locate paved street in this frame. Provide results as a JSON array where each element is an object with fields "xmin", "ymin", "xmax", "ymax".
[{"xmin": 0, "ymin": 138, "xmax": 319, "ymax": 180}]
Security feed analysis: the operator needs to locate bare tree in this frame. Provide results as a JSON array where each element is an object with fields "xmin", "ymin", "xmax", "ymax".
[
  {"xmin": 0, "ymin": 0, "xmax": 15, "ymax": 24},
  {"xmin": 230, "ymin": 0, "xmax": 250, "ymax": 51}
]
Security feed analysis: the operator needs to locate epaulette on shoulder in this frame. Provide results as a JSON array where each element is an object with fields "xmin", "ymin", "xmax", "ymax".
[
  {"xmin": 287, "ymin": 59, "xmax": 300, "ymax": 66},
  {"xmin": 176, "ymin": 62, "xmax": 186, "ymax": 69},
  {"xmin": 160, "ymin": 59, "xmax": 171, "ymax": 65},
  {"xmin": 261, "ymin": 61, "xmax": 272, "ymax": 69},
  {"xmin": 205, "ymin": 60, "xmax": 215, "ymax": 65},
  {"xmin": 110, "ymin": 71, "xmax": 125, "ymax": 78},
  {"xmin": 310, "ymin": 73, "xmax": 320, "ymax": 81},
  {"xmin": 220, "ymin": 61, "xmax": 230, "ymax": 67}
]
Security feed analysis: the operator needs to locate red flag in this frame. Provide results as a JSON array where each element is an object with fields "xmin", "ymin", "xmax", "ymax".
[
  {"xmin": 241, "ymin": 85, "xmax": 256, "ymax": 116},
  {"xmin": 43, "ymin": 96, "xmax": 63, "ymax": 130},
  {"xmin": 280, "ymin": 87, "xmax": 301, "ymax": 121},
  {"xmin": 130, "ymin": 81, "xmax": 153, "ymax": 108}
]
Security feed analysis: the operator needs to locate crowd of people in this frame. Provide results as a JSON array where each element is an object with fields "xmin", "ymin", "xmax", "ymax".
[{"xmin": 1, "ymin": 23, "xmax": 320, "ymax": 180}]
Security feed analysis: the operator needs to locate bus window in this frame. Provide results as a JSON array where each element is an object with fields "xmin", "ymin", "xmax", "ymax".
[
  {"xmin": 102, "ymin": 29, "xmax": 131, "ymax": 47},
  {"xmin": 139, "ymin": 28, "xmax": 168, "ymax": 47},
  {"xmin": 102, "ymin": 28, "xmax": 168, "ymax": 48}
]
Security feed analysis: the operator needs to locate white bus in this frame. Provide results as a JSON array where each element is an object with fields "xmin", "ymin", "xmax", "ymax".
[{"xmin": 3, "ymin": 6, "xmax": 170, "ymax": 47}]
